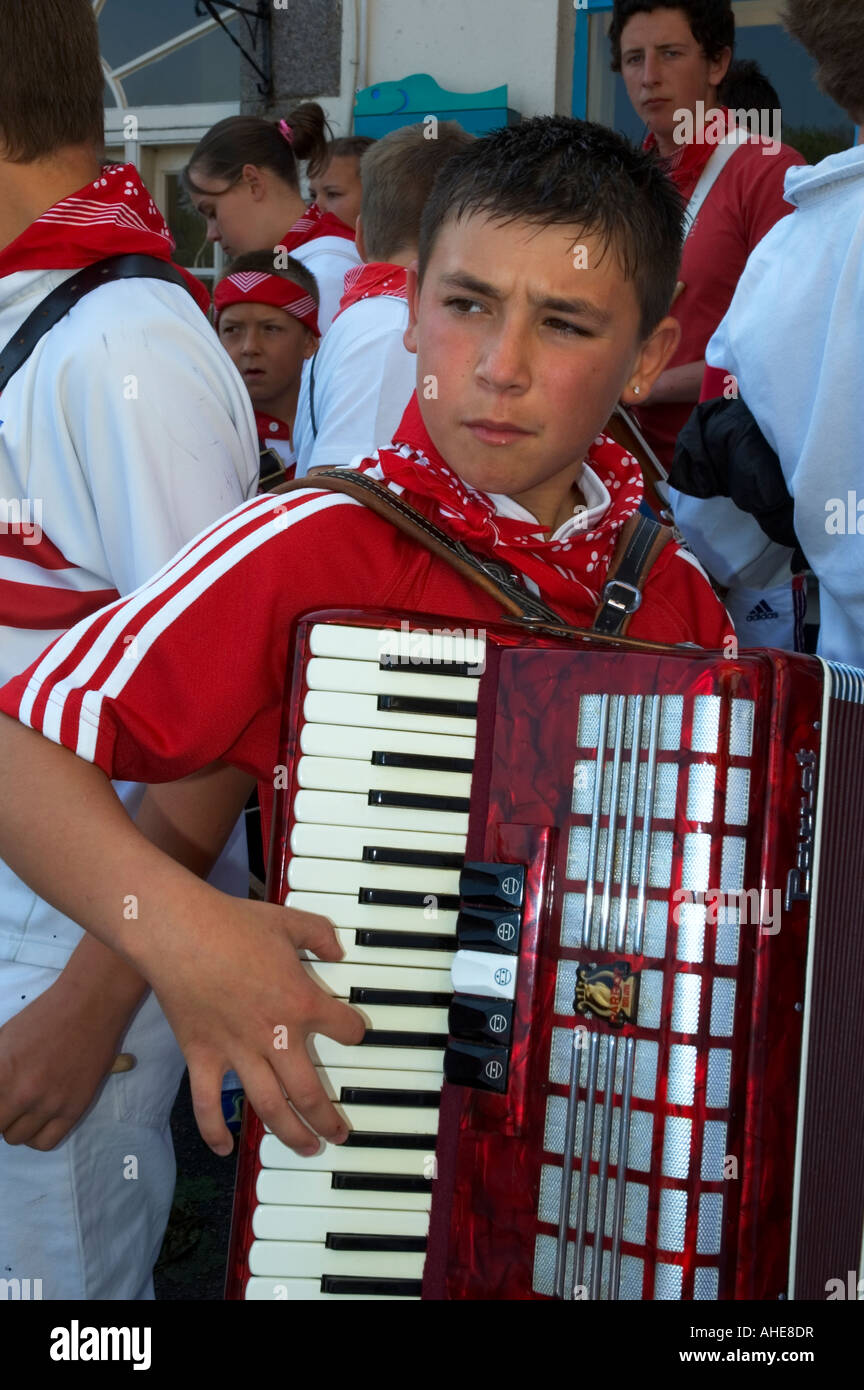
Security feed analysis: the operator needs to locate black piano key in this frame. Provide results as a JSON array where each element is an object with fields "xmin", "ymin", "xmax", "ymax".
[
  {"xmin": 362, "ymin": 845, "xmax": 465, "ymax": 870},
  {"xmin": 342, "ymin": 1132, "xmax": 438, "ymax": 1150},
  {"xmin": 331, "ymin": 1172, "xmax": 430, "ymax": 1194},
  {"xmin": 371, "ymin": 750, "xmax": 474, "ymax": 774},
  {"xmin": 449, "ymin": 995, "xmax": 514, "ymax": 1047},
  {"xmin": 368, "ymin": 789, "xmax": 470, "ymax": 814},
  {"xmin": 358, "ymin": 887, "xmax": 461, "ymax": 910},
  {"xmin": 456, "ymin": 904, "xmax": 522, "ymax": 955},
  {"xmin": 377, "ymin": 694, "xmax": 477, "ymax": 719},
  {"xmin": 321, "ymin": 1275, "xmax": 424, "ymax": 1297},
  {"xmin": 459, "ymin": 861, "xmax": 525, "ymax": 908},
  {"xmin": 350, "ymin": 986, "xmax": 452, "ymax": 1008},
  {"xmin": 326, "ymin": 1233, "xmax": 428, "ymax": 1253},
  {"xmin": 355, "ymin": 929, "xmax": 455, "ymax": 953},
  {"xmin": 339, "ymin": 1087, "xmax": 440, "ymax": 1108},
  {"xmin": 361, "ymin": 1029, "xmax": 449, "ymax": 1049},
  {"xmin": 444, "ymin": 1040, "xmax": 510, "ymax": 1093},
  {"xmin": 378, "ymin": 656, "xmax": 476, "ymax": 679}
]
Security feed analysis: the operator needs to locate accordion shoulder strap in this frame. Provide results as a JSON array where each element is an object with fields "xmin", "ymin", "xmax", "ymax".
[{"xmin": 272, "ymin": 469, "xmax": 672, "ymax": 634}]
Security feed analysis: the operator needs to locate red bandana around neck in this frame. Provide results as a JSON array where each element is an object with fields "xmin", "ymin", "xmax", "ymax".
[
  {"xmin": 353, "ymin": 394, "xmax": 646, "ymax": 610},
  {"xmin": 279, "ymin": 202, "xmax": 356, "ymax": 254},
  {"xmin": 214, "ymin": 270, "xmax": 320, "ymax": 335},
  {"xmin": 334, "ymin": 262, "xmax": 409, "ymax": 321},
  {"xmin": 644, "ymin": 105, "xmax": 733, "ymax": 202},
  {"xmin": 0, "ymin": 163, "xmax": 210, "ymax": 313}
]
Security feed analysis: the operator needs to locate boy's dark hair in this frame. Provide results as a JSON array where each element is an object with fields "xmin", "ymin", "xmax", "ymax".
[
  {"xmin": 361, "ymin": 122, "xmax": 475, "ymax": 263},
  {"xmin": 782, "ymin": 0, "xmax": 864, "ymax": 122},
  {"xmin": 308, "ymin": 135, "xmax": 376, "ymax": 180},
  {"xmin": 609, "ymin": 0, "xmax": 735, "ymax": 72},
  {"xmin": 418, "ymin": 116, "xmax": 685, "ymax": 340},
  {"xmin": 216, "ymin": 249, "xmax": 320, "ymax": 306},
  {"xmin": 183, "ymin": 104, "xmax": 331, "ymax": 197},
  {"xmin": 718, "ymin": 59, "xmax": 781, "ymax": 114},
  {"xmin": 0, "ymin": 0, "xmax": 104, "ymax": 162}
]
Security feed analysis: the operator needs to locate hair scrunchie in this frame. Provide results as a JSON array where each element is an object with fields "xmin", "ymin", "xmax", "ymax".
[{"xmin": 278, "ymin": 118, "xmax": 295, "ymax": 146}]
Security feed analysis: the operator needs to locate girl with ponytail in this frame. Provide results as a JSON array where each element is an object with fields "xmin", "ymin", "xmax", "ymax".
[{"xmin": 184, "ymin": 102, "xmax": 361, "ymax": 331}]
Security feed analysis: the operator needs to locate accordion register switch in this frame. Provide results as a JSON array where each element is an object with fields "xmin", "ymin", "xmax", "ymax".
[{"xmin": 444, "ymin": 862, "xmax": 525, "ymax": 1093}]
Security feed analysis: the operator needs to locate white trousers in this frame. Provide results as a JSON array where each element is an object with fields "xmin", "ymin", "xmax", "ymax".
[{"xmin": 0, "ymin": 960, "xmax": 186, "ymax": 1300}]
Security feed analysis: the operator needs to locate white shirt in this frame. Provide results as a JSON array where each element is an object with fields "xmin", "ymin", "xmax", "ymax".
[
  {"xmin": 294, "ymin": 294, "xmax": 415, "ymax": 477},
  {"xmin": 0, "ymin": 266, "xmax": 259, "ymax": 967},
  {"xmin": 291, "ymin": 236, "xmax": 362, "ymax": 335}
]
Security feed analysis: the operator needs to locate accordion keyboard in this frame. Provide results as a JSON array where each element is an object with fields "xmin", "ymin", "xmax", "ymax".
[{"xmin": 243, "ymin": 622, "xmax": 485, "ymax": 1299}]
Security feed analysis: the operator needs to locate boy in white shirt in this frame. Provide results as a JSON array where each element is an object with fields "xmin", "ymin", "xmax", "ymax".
[{"xmin": 294, "ymin": 122, "xmax": 473, "ymax": 476}]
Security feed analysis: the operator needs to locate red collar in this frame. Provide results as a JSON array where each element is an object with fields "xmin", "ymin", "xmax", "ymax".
[
  {"xmin": 280, "ymin": 202, "xmax": 356, "ymax": 253},
  {"xmin": 352, "ymin": 394, "xmax": 646, "ymax": 608},
  {"xmin": 644, "ymin": 105, "xmax": 733, "ymax": 202},
  {"xmin": 0, "ymin": 163, "xmax": 209, "ymax": 313},
  {"xmin": 334, "ymin": 262, "xmax": 409, "ymax": 321},
  {"xmin": 255, "ymin": 411, "xmax": 292, "ymax": 442}
]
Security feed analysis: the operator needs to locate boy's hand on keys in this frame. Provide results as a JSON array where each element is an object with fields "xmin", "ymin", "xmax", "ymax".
[{"xmin": 139, "ymin": 893, "xmax": 365, "ymax": 1156}]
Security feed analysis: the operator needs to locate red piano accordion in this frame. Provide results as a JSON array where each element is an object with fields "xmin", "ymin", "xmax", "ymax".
[{"xmin": 226, "ymin": 609, "xmax": 864, "ymax": 1301}]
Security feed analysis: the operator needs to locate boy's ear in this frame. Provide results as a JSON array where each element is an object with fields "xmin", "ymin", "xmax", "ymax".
[
  {"xmin": 355, "ymin": 215, "xmax": 367, "ymax": 263},
  {"xmin": 303, "ymin": 330, "xmax": 319, "ymax": 360},
  {"xmin": 621, "ymin": 315, "xmax": 681, "ymax": 406},
  {"xmin": 403, "ymin": 260, "xmax": 421, "ymax": 355}
]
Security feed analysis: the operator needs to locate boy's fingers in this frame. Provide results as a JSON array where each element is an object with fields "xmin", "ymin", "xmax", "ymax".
[
  {"xmin": 246, "ymin": 1057, "xmax": 327, "ymax": 1154},
  {"xmin": 187, "ymin": 1056, "xmax": 235, "ymax": 1156},
  {"xmin": 1, "ymin": 1109, "xmax": 49, "ymax": 1147},
  {"xmin": 284, "ymin": 909, "xmax": 343, "ymax": 961},
  {"xmin": 274, "ymin": 1050, "xmax": 349, "ymax": 1146},
  {"xmin": 312, "ymin": 995, "xmax": 366, "ymax": 1048},
  {"xmin": 26, "ymin": 1118, "xmax": 72, "ymax": 1152}
]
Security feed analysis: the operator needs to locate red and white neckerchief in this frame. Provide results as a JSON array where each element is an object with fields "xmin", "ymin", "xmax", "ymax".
[
  {"xmin": 644, "ymin": 105, "xmax": 733, "ymax": 202},
  {"xmin": 279, "ymin": 202, "xmax": 356, "ymax": 253},
  {"xmin": 214, "ymin": 270, "xmax": 320, "ymax": 336},
  {"xmin": 0, "ymin": 162, "xmax": 210, "ymax": 314},
  {"xmin": 334, "ymin": 262, "xmax": 409, "ymax": 321},
  {"xmin": 255, "ymin": 410, "xmax": 292, "ymax": 443},
  {"xmin": 354, "ymin": 394, "xmax": 646, "ymax": 611}
]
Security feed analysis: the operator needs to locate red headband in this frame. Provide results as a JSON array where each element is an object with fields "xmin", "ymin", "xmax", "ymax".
[{"xmin": 213, "ymin": 270, "xmax": 319, "ymax": 336}]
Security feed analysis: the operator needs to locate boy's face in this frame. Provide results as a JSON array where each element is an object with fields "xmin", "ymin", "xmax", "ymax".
[
  {"xmin": 405, "ymin": 211, "xmax": 678, "ymax": 529},
  {"xmin": 217, "ymin": 302, "xmax": 317, "ymax": 408},
  {"xmin": 307, "ymin": 156, "xmax": 363, "ymax": 229},
  {"xmin": 619, "ymin": 7, "xmax": 731, "ymax": 148}
]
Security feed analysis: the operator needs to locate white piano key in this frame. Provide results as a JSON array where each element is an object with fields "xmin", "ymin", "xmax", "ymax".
[
  {"xmin": 297, "ymin": 755, "xmax": 471, "ymax": 799},
  {"xmin": 303, "ymin": 961, "xmax": 453, "ymax": 998},
  {"xmin": 314, "ymin": 1065, "xmax": 443, "ymax": 1099},
  {"xmin": 306, "ymin": 657, "xmax": 480, "ymax": 702},
  {"xmin": 294, "ymin": 789, "xmax": 469, "ymax": 836},
  {"xmin": 310, "ymin": 622, "xmax": 485, "ymax": 667},
  {"xmin": 290, "ymin": 823, "xmax": 466, "ymax": 861},
  {"xmin": 304, "ymin": 691, "xmax": 476, "ymax": 738},
  {"xmin": 328, "ymin": 928, "xmax": 455, "ymax": 970},
  {"xmin": 256, "ymin": 1168, "xmax": 432, "ymax": 1212},
  {"xmin": 245, "ymin": 1276, "xmax": 416, "ymax": 1300},
  {"xmin": 333, "ymin": 1104, "xmax": 441, "ymax": 1134},
  {"xmin": 252, "ymin": 1204, "xmax": 430, "ymax": 1242},
  {"xmin": 288, "ymin": 892, "xmax": 458, "ymax": 936},
  {"xmin": 287, "ymin": 856, "xmax": 461, "ymax": 898},
  {"xmin": 350, "ymin": 1003, "xmax": 450, "ymax": 1035},
  {"xmin": 451, "ymin": 950, "xmax": 518, "ymax": 1000},
  {"xmin": 308, "ymin": 1035, "xmax": 444, "ymax": 1070},
  {"xmin": 260, "ymin": 1135, "xmax": 433, "ymax": 1176},
  {"xmin": 299, "ymin": 722, "xmax": 476, "ymax": 762},
  {"xmin": 249, "ymin": 1240, "xmax": 426, "ymax": 1279}
]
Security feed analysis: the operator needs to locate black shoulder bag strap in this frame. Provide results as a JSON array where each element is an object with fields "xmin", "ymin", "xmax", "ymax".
[
  {"xmin": 308, "ymin": 348, "xmax": 320, "ymax": 439},
  {"xmin": 0, "ymin": 253, "xmax": 196, "ymax": 393},
  {"xmin": 274, "ymin": 469, "xmax": 673, "ymax": 636}
]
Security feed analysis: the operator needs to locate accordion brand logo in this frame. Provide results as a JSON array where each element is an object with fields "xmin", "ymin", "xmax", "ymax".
[
  {"xmin": 574, "ymin": 961, "xmax": 639, "ymax": 1027},
  {"xmin": 785, "ymin": 750, "xmax": 817, "ymax": 910}
]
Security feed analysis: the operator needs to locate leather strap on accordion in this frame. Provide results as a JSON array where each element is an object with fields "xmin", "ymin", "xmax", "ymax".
[{"xmin": 273, "ymin": 469, "xmax": 672, "ymax": 638}]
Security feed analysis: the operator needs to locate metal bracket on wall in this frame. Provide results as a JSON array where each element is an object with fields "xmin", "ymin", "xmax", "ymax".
[{"xmin": 195, "ymin": 1, "xmax": 272, "ymax": 99}]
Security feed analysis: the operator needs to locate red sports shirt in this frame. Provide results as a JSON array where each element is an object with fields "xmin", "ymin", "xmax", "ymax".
[
  {"xmin": 0, "ymin": 399, "xmax": 732, "ymax": 841},
  {"xmin": 634, "ymin": 124, "xmax": 805, "ymax": 468}
]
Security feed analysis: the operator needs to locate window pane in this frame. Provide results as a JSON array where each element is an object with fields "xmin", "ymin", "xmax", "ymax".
[{"xmin": 98, "ymin": 0, "xmax": 223, "ymax": 68}]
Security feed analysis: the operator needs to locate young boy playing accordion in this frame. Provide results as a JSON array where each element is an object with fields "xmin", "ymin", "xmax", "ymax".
[{"xmin": 0, "ymin": 118, "xmax": 732, "ymax": 1164}]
